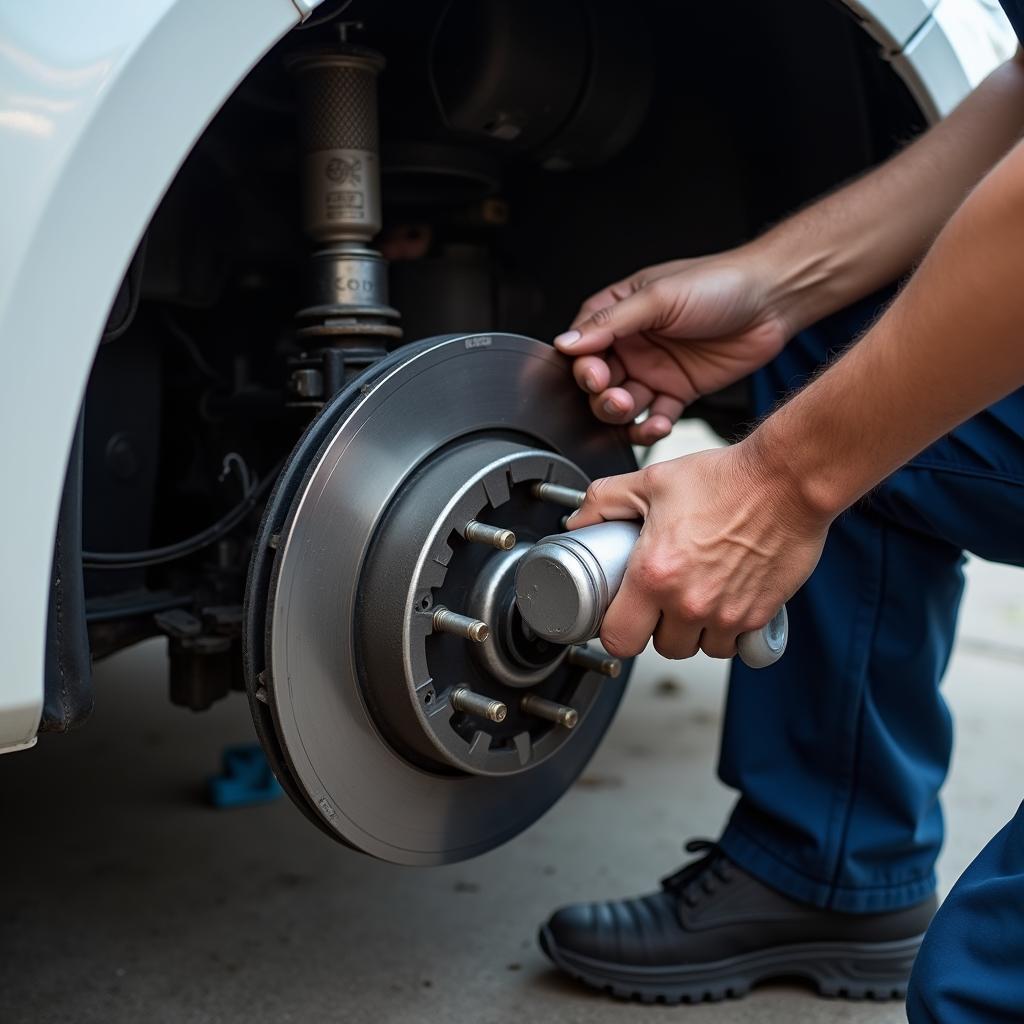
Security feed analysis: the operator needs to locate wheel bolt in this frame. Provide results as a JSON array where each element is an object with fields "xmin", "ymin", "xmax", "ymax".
[
  {"xmin": 450, "ymin": 687, "xmax": 507, "ymax": 723},
  {"xmin": 531, "ymin": 482, "xmax": 587, "ymax": 509},
  {"xmin": 568, "ymin": 644, "xmax": 622, "ymax": 678},
  {"xmin": 520, "ymin": 694, "xmax": 578, "ymax": 729},
  {"xmin": 464, "ymin": 520, "xmax": 516, "ymax": 550},
  {"xmin": 432, "ymin": 607, "xmax": 490, "ymax": 643}
]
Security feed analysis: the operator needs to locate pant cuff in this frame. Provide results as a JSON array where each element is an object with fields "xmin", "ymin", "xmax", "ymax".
[{"xmin": 719, "ymin": 821, "xmax": 937, "ymax": 913}]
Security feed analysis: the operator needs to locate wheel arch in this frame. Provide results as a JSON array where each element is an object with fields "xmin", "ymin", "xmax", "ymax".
[
  {"xmin": 0, "ymin": 0, "xmax": 320, "ymax": 751},
  {"xmin": 841, "ymin": 0, "xmax": 1016, "ymax": 122}
]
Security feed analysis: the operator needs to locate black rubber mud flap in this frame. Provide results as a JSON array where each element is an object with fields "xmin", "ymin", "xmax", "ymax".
[{"xmin": 42, "ymin": 410, "xmax": 93, "ymax": 732}]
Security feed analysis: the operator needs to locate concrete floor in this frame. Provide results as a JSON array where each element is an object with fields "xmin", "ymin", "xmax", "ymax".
[{"xmin": 4, "ymin": 425, "xmax": 1024, "ymax": 1023}]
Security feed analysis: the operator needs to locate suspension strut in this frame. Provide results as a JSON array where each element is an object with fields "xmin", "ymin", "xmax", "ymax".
[{"xmin": 287, "ymin": 25, "xmax": 402, "ymax": 403}]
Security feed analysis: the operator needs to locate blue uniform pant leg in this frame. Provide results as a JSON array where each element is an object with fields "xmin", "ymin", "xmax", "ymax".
[
  {"xmin": 715, "ymin": 291, "xmax": 1024, "ymax": 912},
  {"xmin": 907, "ymin": 803, "xmax": 1024, "ymax": 1023}
]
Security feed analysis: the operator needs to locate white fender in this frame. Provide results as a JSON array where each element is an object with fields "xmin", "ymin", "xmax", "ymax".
[
  {"xmin": 843, "ymin": 0, "xmax": 1017, "ymax": 121},
  {"xmin": 0, "ymin": 0, "xmax": 318, "ymax": 752}
]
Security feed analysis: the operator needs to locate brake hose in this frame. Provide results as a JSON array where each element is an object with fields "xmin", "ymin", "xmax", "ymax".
[{"xmin": 82, "ymin": 460, "xmax": 282, "ymax": 570}]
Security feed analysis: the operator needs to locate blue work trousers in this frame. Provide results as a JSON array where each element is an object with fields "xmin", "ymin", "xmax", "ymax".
[{"xmin": 713, "ymin": 291, "xmax": 1024, "ymax": 1021}]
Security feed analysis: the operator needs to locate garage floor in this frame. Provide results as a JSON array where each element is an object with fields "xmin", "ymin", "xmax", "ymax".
[{"xmin": 4, "ymin": 426, "xmax": 1024, "ymax": 1024}]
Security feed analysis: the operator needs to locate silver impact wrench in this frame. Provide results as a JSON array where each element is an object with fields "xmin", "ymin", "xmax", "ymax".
[{"xmin": 514, "ymin": 520, "xmax": 789, "ymax": 669}]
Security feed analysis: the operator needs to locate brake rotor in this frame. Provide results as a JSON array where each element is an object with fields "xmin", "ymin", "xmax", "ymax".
[{"xmin": 244, "ymin": 333, "xmax": 637, "ymax": 864}]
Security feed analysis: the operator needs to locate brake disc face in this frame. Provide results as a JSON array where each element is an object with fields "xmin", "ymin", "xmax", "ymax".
[{"xmin": 244, "ymin": 334, "xmax": 637, "ymax": 864}]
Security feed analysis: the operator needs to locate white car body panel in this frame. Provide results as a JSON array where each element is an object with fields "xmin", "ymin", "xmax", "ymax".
[
  {"xmin": 845, "ymin": 0, "xmax": 941, "ymax": 52},
  {"xmin": 0, "ymin": 0, "xmax": 1012, "ymax": 753},
  {"xmin": 0, "ymin": 0, "xmax": 314, "ymax": 753}
]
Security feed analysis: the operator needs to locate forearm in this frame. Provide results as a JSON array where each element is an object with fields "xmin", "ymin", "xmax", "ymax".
[
  {"xmin": 750, "ymin": 135, "xmax": 1024, "ymax": 520},
  {"xmin": 750, "ymin": 52, "xmax": 1024, "ymax": 335}
]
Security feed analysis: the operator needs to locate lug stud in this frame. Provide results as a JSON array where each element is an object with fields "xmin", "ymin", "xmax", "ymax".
[
  {"xmin": 520, "ymin": 694, "xmax": 578, "ymax": 729},
  {"xmin": 531, "ymin": 482, "xmax": 587, "ymax": 509},
  {"xmin": 568, "ymin": 644, "xmax": 622, "ymax": 678},
  {"xmin": 432, "ymin": 607, "xmax": 490, "ymax": 643},
  {"xmin": 451, "ymin": 687, "xmax": 507, "ymax": 723},
  {"xmin": 464, "ymin": 520, "xmax": 517, "ymax": 550}
]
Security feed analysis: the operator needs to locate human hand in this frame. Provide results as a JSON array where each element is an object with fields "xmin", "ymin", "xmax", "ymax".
[
  {"xmin": 555, "ymin": 249, "xmax": 793, "ymax": 444},
  {"xmin": 568, "ymin": 441, "xmax": 831, "ymax": 660}
]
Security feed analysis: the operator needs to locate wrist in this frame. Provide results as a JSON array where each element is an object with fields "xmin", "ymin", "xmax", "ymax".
[
  {"xmin": 738, "ymin": 415, "xmax": 849, "ymax": 527},
  {"xmin": 744, "ymin": 222, "xmax": 860, "ymax": 339}
]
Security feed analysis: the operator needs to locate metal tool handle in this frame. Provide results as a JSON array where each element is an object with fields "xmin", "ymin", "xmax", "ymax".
[
  {"xmin": 735, "ymin": 603, "xmax": 788, "ymax": 669},
  {"xmin": 560, "ymin": 520, "xmax": 789, "ymax": 669}
]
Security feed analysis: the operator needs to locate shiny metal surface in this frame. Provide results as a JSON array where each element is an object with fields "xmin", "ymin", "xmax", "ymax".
[
  {"xmin": 263, "ymin": 333, "xmax": 636, "ymax": 863},
  {"xmin": 431, "ymin": 607, "xmax": 490, "ymax": 644},
  {"xmin": 450, "ymin": 687, "xmax": 507, "ymax": 724},
  {"xmin": 520, "ymin": 693, "xmax": 578, "ymax": 730},
  {"xmin": 532, "ymin": 481, "xmax": 587, "ymax": 509},
  {"xmin": 359, "ymin": 438, "xmax": 591, "ymax": 777},
  {"xmin": 736, "ymin": 604, "xmax": 790, "ymax": 669},
  {"xmin": 302, "ymin": 245, "xmax": 397, "ymax": 320},
  {"xmin": 289, "ymin": 48, "xmax": 385, "ymax": 244},
  {"xmin": 516, "ymin": 521, "xmax": 642, "ymax": 645},
  {"xmin": 464, "ymin": 520, "xmax": 517, "ymax": 550},
  {"xmin": 567, "ymin": 644, "xmax": 622, "ymax": 678},
  {"xmin": 468, "ymin": 543, "xmax": 570, "ymax": 690},
  {"xmin": 514, "ymin": 538, "xmax": 605, "ymax": 645}
]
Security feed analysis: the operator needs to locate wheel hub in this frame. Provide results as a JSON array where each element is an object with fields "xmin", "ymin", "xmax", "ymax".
[
  {"xmin": 359, "ymin": 437, "xmax": 593, "ymax": 777},
  {"xmin": 244, "ymin": 333, "xmax": 637, "ymax": 864}
]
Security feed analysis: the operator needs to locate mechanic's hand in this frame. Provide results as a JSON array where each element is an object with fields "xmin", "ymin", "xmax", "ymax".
[
  {"xmin": 568, "ymin": 441, "xmax": 831, "ymax": 660},
  {"xmin": 555, "ymin": 250, "xmax": 792, "ymax": 444}
]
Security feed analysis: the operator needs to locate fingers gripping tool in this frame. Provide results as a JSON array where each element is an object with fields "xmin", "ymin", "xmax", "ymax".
[{"xmin": 514, "ymin": 519, "xmax": 789, "ymax": 669}]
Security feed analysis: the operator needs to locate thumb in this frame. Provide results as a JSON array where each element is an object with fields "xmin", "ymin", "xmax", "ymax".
[
  {"xmin": 568, "ymin": 470, "xmax": 650, "ymax": 529},
  {"xmin": 554, "ymin": 283, "xmax": 674, "ymax": 355}
]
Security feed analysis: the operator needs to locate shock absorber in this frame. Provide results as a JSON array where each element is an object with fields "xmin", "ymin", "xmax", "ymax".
[{"xmin": 287, "ymin": 25, "xmax": 402, "ymax": 402}]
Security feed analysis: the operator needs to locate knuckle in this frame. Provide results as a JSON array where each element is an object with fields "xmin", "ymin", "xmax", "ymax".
[
  {"xmin": 713, "ymin": 605, "xmax": 744, "ymax": 632},
  {"xmin": 677, "ymin": 594, "xmax": 712, "ymax": 621},
  {"xmin": 647, "ymin": 277, "xmax": 680, "ymax": 310},
  {"xmin": 642, "ymin": 461, "xmax": 670, "ymax": 492},
  {"xmin": 741, "ymin": 605, "xmax": 773, "ymax": 632},
  {"xmin": 634, "ymin": 555, "xmax": 675, "ymax": 591},
  {"xmin": 647, "ymin": 277, "xmax": 674, "ymax": 300},
  {"xmin": 590, "ymin": 305, "xmax": 615, "ymax": 328}
]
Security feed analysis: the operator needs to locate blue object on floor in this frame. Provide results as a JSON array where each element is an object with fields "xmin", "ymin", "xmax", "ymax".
[{"xmin": 207, "ymin": 743, "xmax": 283, "ymax": 808}]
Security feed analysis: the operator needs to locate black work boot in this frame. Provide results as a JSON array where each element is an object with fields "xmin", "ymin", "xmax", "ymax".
[{"xmin": 539, "ymin": 839, "xmax": 936, "ymax": 1005}]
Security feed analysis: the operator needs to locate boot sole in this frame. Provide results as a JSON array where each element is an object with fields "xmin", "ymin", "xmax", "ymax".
[{"xmin": 538, "ymin": 925, "xmax": 923, "ymax": 1005}]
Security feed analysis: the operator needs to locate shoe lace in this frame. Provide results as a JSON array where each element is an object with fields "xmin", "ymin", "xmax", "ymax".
[{"xmin": 660, "ymin": 838, "xmax": 735, "ymax": 909}]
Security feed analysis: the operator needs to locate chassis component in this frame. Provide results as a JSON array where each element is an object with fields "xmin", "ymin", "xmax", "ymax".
[{"xmin": 244, "ymin": 332, "xmax": 636, "ymax": 863}]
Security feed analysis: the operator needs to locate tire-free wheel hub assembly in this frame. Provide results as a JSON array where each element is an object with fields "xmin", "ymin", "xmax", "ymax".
[{"xmin": 244, "ymin": 334, "xmax": 637, "ymax": 864}]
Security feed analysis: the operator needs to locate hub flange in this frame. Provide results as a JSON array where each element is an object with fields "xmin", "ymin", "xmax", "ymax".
[{"xmin": 359, "ymin": 438, "xmax": 592, "ymax": 777}]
